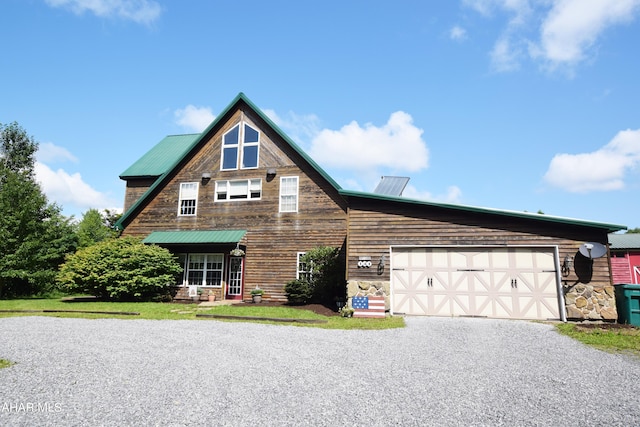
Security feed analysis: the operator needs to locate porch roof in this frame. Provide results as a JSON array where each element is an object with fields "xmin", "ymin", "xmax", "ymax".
[{"xmin": 143, "ymin": 230, "xmax": 246, "ymax": 245}]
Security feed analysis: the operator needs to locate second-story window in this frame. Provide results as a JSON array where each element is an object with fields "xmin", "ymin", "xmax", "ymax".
[
  {"xmin": 215, "ymin": 179, "xmax": 262, "ymax": 201},
  {"xmin": 279, "ymin": 176, "xmax": 299, "ymax": 213},
  {"xmin": 221, "ymin": 123, "xmax": 260, "ymax": 170},
  {"xmin": 178, "ymin": 182, "xmax": 198, "ymax": 216}
]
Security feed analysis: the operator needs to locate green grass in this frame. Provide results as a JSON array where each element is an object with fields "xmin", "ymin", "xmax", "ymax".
[
  {"xmin": 555, "ymin": 323, "xmax": 640, "ymax": 357},
  {"xmin": 0, "ymin": 359, "xmax": 14, "ymax": 369},
  {"xmin": 0, "ymin": 298, "xmax": 404, "ymax": 330}
]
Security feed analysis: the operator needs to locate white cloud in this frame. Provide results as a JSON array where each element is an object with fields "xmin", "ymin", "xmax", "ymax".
[
  {"xmin": 464, "ymin": 0, "xmax": 640, "ymax": 72},
  {"xmin": 174, "ymin": 105, "xmax": 215, "ymax": 133},
  {"xmin": 44, "ymin": 0, "xmax": 162, "ymax": 25},
  {"xmin": 35, "ymin": 162, "xmax": 120, "ymax": 215},
  {"xmin": 36, "ymin": 141, "xmax": 78, "ymax": 164},
  {"xmin": 263, "ymin": 109, "xmax": 321, "ymax": 145},
  {"xmin": 450, "ymin": 25, "xmax": 468, "ymax": 41},
  {"xmin": 543, "ymin": 129, "xmax": 640, "ymax": 192},
  {"xmin": 309, "ymin": 111, "xmax": 429, "ymax": 172},
  {"xmin": 490, "ymin": 36, "xmax": 521, "ymax": 72},
  {"xmin": 533, "ymin": 0, "xmax": 640, "ymax": 68},
  {"xmin": 403, "ymin": 185, "xmax": 463, "ymax": 204}
]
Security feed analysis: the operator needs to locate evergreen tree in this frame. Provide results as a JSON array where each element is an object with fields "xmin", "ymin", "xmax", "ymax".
[{"xmin": 0, "ymin": 122, "xmax": 77, "ymax": 297}]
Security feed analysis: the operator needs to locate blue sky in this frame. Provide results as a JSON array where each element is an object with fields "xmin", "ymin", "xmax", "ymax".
[{"xmin": 1, "ymin": 0, "xmax": 639, "ymax": 230}]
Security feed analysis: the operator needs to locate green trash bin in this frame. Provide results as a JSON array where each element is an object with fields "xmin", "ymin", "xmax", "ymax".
[{"xmin": 614, "ymin": 284, "xmax": 640, "ymax": 326}]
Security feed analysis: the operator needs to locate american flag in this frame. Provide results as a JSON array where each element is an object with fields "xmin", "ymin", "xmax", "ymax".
[{"xmin": 353, "ymin": 296, "xmax": 386, "ymax": 318}]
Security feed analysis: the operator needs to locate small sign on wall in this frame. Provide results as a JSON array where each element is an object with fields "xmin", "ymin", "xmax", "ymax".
[{"xmin": 357, "ymin": 256, "xmax": 372, "ymax": 268}]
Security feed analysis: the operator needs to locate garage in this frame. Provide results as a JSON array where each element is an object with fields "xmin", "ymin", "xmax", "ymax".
[{"xmin": 391, "ymin": 246, "xmax": 564, "ymax": 320}]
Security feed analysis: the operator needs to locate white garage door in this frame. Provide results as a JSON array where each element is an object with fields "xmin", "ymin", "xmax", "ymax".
[{"xmin": 391, "ymin": 247, "xmax": 562, "ymax": 320}]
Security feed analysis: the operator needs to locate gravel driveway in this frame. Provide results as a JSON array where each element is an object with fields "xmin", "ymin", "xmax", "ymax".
[{"xmin": 1, "ymin": 316, "xmax": 639, "ymax": 426}]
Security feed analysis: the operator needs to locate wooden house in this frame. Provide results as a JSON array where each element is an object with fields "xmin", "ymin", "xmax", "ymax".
[{"xmin": 116, "ymin": 93, "xmax": 626, "ymax": 321}]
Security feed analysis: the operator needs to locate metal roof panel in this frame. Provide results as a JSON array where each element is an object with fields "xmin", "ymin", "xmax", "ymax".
[
  {"xmin": 609, "ymin": 233, "xmax": 640, "ymax": 250},
  {"xmin": 120, "ymin": 134, "xmax": 200, "ymax": 178},
  {"xmin": 142, "ymin": 230, "xmax": 247, "ymax": 245}
]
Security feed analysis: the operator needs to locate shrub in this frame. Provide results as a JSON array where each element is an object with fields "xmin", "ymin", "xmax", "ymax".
[
  {"xmin": 301, "ymin": 246, "xmax": 346, "ymax": 304},
  {"xmin": 57, "ymin": 236, "xmax": 182, "ymax": 301},
  {"xmin": 284, "ymin": 279, "xmax": 312, "ymax": 304}
]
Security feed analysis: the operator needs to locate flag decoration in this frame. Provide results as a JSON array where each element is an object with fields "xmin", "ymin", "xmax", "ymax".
[{"xmin": 353, "ymin": 295, "xmax": 386, "ymax": 318}]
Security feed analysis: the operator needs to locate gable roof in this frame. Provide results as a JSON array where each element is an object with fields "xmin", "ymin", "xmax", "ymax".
[
  {"xmin": 116, "ymin": 93, "xmax": 341, "ymax": 230},
  {"xmin": 116, "ymin": 93, "xmax": 627, "ymax": 235},
  {"xmin": 339, "ymin": 189, "xmax": 626, "ymax": 233}
]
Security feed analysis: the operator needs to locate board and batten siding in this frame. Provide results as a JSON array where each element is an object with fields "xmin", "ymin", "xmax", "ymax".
[
  {"xmin": 345, "ymin": 198, "xmax": 612, "ymax": 289},
  {"xmin": 121, "ymin": 107, "xmax": 348, "ymax": 300}
]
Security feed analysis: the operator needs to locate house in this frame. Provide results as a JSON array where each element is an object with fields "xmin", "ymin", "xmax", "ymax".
[
  {"xmin": 116, "ymin": 93, "xmax": 626, "ymax": 321},
  {"xmin": 609, "ymin": 233, "xmax": 640, "ymax": 284}
]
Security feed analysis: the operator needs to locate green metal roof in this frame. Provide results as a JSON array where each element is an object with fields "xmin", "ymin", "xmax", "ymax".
[
  {"xmin": 339, "ymin": 189, "xmax": 627, "ymax": 233},
  {"xmin": 143, "ymin": 230, "xmax": 246, "ymax": 245},
  {"xmin": 120, "ymin": 134, "xmax": 200, "ymax": 178},
  {"xmin": 116, "ymin": 93, "xmax": 627, "ymax": 236},
  {"xmin": 609, "ymin": 233, "xmax": 640, "ymax": 250},
  {"xmin": 116, "ymin": 93, "xmax": 342, "ymax": 230}
]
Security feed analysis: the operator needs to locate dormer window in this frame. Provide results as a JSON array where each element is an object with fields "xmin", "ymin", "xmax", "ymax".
[{"xmin": 221, "ymin": 123, "xmax": 260, "ymax": 170}]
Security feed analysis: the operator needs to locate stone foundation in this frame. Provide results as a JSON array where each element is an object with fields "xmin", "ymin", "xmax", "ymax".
[
  {"xmin": 564, "ymin": 284, "xmax": 617, "ymax": 321},
  {"xmin": 347, "ymin": 280, "xmax": 390, "ymax": 310}
]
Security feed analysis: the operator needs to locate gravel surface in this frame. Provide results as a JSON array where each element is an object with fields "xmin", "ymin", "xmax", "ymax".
[{"xmin": 1, "ymin": 316, "xmax": 639, "ymax": 426}]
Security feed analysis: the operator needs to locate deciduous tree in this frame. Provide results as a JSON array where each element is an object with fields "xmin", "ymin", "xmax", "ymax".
[{"xmin": 0, "ymin": 122, "xmax": 77, "ymax": 297}]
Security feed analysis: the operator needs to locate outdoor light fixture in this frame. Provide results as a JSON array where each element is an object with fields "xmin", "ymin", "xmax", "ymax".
[
  {"xmin": 561, "ymin": 255, "xmax": 574, "ymax": 277},
  {"xmin": 266, "ymin": 168, "xmax": 277, "ymax": 177},
  {"xmin": 377, "ymin": 254, "xmax": 386, "ymax": 275},
  {"xmin": 201, "ymin": 172, "xmax": 211, "ymax": 184}
]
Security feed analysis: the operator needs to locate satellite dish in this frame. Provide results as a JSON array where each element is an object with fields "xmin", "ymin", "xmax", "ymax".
[{"xmin": 579, "ymin": 242, "xmax": 607, "ymax": 259}]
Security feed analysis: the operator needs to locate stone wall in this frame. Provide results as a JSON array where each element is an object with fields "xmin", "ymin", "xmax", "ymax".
[
  {"xmin": 347, "ymin": 280, "xmax": 390, "ymax": 310},
  {"xmin": 564, "ymin": 284, "xmax": 617, "ymax": 321}
]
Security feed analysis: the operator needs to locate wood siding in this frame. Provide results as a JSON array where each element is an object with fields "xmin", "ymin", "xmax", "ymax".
[
  {"xmin": 121, "ymin": 105, "xmax": 348, "ymax": 301},
  {"xmin": 346, "ymin": 197, "xmax": 613, "ymax": 289},
  {"xmin": 123, "ymin": 177, "xmax": 157, "ymax": 213}
]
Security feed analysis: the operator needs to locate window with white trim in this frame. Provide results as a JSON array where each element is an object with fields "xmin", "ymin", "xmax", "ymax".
[
  {"xmin": 297, "ymin": 252, "xmax": 312, "ymax": 281},
  {"xmin": 215, "ymin": 179, "xmax": 262, "ymax": 201},
  {"xmin": 182, "ymin": 254, "xmax": 224, "ymax": 287},
  {"xmin": 279, "ymin": 176, "xmax": 299, "ymax": 213},
  {"xmin": 178, "ymin": 182, "xmax": 198, "ymax": 216},
  {"xmin": 221, "ymin": 123, "xmax": 260, "ymax": 170}
]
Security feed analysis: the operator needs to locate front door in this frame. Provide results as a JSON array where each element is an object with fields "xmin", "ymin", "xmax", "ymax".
[{"xmin": 226, "ymin": 256, "xmax": 244, "ymax": 299}]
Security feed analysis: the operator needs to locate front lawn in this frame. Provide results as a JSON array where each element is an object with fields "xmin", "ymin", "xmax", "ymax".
[{"xmin": 0, "ymin": 298, "xmax": 404, "ymax": 330}]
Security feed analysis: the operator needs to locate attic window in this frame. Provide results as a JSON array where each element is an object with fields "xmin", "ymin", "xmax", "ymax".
[{"xmin": 221, "ymin": 123, "xmax": 260, "ymax": 170}]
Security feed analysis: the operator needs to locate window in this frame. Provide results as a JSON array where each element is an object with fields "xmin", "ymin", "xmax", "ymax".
[
  {"xmin": 221, "ymin": 123, "xmax": 260, "ymax": 170},
  {"xmin": 182, "ymin": 254, "xmax": 224, "ymax": 287},
  {"xmin": 215, "ymin": 179, "xmax": 262, "ymax": 201},
  {"xmin": 178, "ymin": 182, "xmax": 198, "ymax": 216},
  {"xmin": 279, "ymin": 176, "xmax": 298, "ymax": 212},
  {"xmin": 297, "ymin": 252, "xmax": 312, "ymax": 281}
]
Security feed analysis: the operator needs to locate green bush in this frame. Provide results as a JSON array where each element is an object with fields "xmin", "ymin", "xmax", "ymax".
[
  {"xmin": 57, "ymin": 236, "xmax": 182, "ymax": 301},
  {"xmin": 285, "ymin": 246, "xmax": 346, "ymax": 305},
  {"xmin": 303, "ymin": 246, "xmax": 345, "ymax": 304},
  {"xmin": 284, "ymin": 279, "xmax": 312, "ymax": 304}
]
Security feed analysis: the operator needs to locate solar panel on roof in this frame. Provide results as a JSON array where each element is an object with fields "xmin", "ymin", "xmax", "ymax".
[{"xmin": 373, "ymin": 176, "xmax": 410, "ymax": 196}]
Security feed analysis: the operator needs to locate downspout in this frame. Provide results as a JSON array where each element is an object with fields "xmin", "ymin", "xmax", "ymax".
[{"xmin": 554, "ymin": 246, "xmax": 567, "ymax": 322}]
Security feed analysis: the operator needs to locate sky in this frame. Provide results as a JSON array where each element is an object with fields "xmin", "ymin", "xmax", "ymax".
[{"xmin": 1, "ymin": 0, "xmax": 639, "ymax": 230}]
